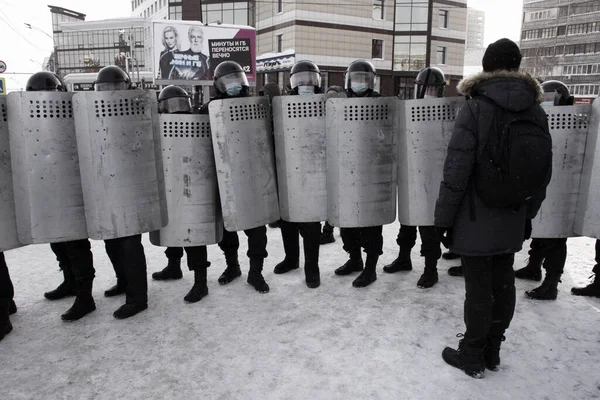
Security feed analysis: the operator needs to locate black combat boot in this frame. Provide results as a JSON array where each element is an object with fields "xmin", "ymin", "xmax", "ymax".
[
  {"xmin": 447, "ymin": 265, "xmax": 464, "ymax": 277},
  {"xmin": 417, "ymin": 258, "xmax": 439, "ymax": 289},
  {"xmin": 442, "ymin": 334, "xmax": 485, "ymax": 379},
  {"xmin": 113, "ymin": 303, "xmax": 148, "ymax": 319},
  {"xmin": 61, "ymin": 279, "xmax": 96, "ymax": 321},
  {"xmin": 0, "ymin": 298, "xmax": 12, "ymax": 342},
  {"xmin": 218, "ymin": 252, "xmax": 242, "ymax": 285},
  {"xmin": 9, "ymin": 299, "xmax": 16, "ymax": 315},
  {"xmin": 335, "ymin": 250, "xmax": 363, "ymax": 276},
  {"xmin": 571, "ymin": 264, "xmax": 600, "ymax": 297},
  {"xmin": 185, "ymin": 265, "xmax": 209, "ymax": 303},
  {"xmin": 152, "ymin": 258, "xmax": 183, "ymax": 281},
  {"xmin": 515, "ymin": 257, "xmax": 543, "ymax": 281},
  {"xmin": 274, "ymin": 258, "xmax": 300, "ymax": 274},
  {"xmin": 352, "ymin": 254, "xmax": 378, "ymax": 288},
  {"xmin": 484, "ymin": 335, "xmax": 506, "ymax": 371},
  {"xmin": 44, "ymin": 265, "xmax": 76, "ymax": 300},
  {"xmin": 526, "ymin": 273, "xmax": 561, "ymax": 300},
  {"xmin": 383, "ymin": 250, "xmax": 412, "ymax": 273},
  {"xmin": 442, "ymin": 251, "xmax": 460, "ymax": 260},
  {"xmin": 104, "ymin": 279, "xmax": 127, "ymax": 297},
  {"xmin": 304, "ymin": 236, "xmax": 321, "ymax": 289},
  {"xmin": 247, "ymin": 259, "xmax": 270, "ymax": 294}
]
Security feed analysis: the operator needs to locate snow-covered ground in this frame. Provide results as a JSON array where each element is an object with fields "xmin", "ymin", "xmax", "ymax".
[{"xmin": 1, "ymin": 223, "xmax": 599, "ymax": 399}]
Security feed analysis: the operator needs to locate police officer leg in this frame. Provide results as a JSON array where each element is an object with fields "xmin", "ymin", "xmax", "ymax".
[
  {"xmin": 104, "ymin": 239, "xmax": 127, "ymax": 297},
  {"xmin": 572, "ymin": 239, "xmax": 600, "ymax": 297},
  {"xmin": 299, "ymin": 222, "xmax": 321, "ymax": 288},
  {"xmin": 526, "ymin": 238, "xmax": 567, "ymax": 300},
  {"xmin": 0, "ymin": 252, "xmax": 14, "ymax": 342},
  {"xmin": 45, "ymin": 242, "xmax": 77, "ymax": 300},
  {"xmin": 383, "ymin": 225, "xmax": 416, "ymax": 273},
  {"xmin": 320, "ymin": 221, "xmax": 335, "ymax": 245},
  {"xmin": 153, "ymin": 247, "xmax": 184, "ymax": 281},
  {"xmin": 183, "ymin": 246, "xmax": 210, "ymax": 303},
  {"xmin": 352, "ymin": 226, "xmax": 383, "ymax": 288},
  {"xmin": 218, "ymin": 229, "xmax": 242, "ymax": 284},
  {"xmin": 61, "ymin": 239, "xmax": 97, "ymax": 321},
  {"xmin": 274, "ymin": 220, "xmax": 300, "ymax": 274},
  {"xmin": 515, "ymin": 238, "xmax": 544, "ymax": 281},
  {"xmin": 113, "ymin": 235, "xmax": 148, "ymax": 319},
  {"xmin": 417, "ymin": 226, "xmax": 441, "ymax": 289},
  {"xmin": 336, "ymin": 228, "xmax": 364, "ymax": 275},
  {"xmin": 245, "ymin": 226, "xmax": 270, "ymax": 293}
]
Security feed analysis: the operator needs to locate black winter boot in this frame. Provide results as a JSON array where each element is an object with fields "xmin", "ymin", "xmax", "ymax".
[
  {"xmin": 44, "ymin": 266, "xmax": 76, "ymax": 300},
  {"xmin": 9, "ymin": 299, "xmax": 16, "ymax": 315},
  {"xmin": 0, "ymin": 298, "xmax": 12, "ymax": 342},
  {"xmin": 218, "ymin": 253, "xmax": 242, "ymax": 285},
  {"xmin": 274, "ymin": 257, "xmax": 300, "ymax": 274},
  {"xmin": 247, "ymin": 259, "xmax": 269, "ymax": 294},
  {"xmin": 113, "ymin": 302, "xmax": 148, "ymax": 319},
  {"xmin": 352, "ymin": 255, "xmax": 378, "ymax": 288},
  {"xmin": 526, "ymin": 273, "xmax": 561, "ymax": 300},
  {"xmin": 484, "ymin": 335, "xmax": 506, "ymax": 371},
  {"xmin": 104, "ymin": 279, "xmax": 127, "ymax": 297},
  {"xmin": 442, "ymin": 334, "xmax": 485, "ymax": 379},
  {"xmin": 61, "ymin": 279, "xmax": 96, "ymax": 321},
  {"xmin": 305, "ymin": 265, "xmax": 321, "ymax": 289},
  {"xmin": 571, "ymin": 265, "xmax": 600, "ymax": 297},
  {"xmin": 417, "ymin": 259, "xmax": 439, "ymax": 289},
  {"xmin": 383, "ymin": 250, "xmax": 412, "ymax": 273},
  {"xmin": 448, "ymin": 265, "xmax": 464, "ymax": 277},
  {"xmin": 152, "ymin": 258, "xmax": 183, "ymax": 281},
  {"xmin": 185, "ymin": 266, "xmax": 209, "ymax": 303},
  {"xmin": 335, "ymin": 251, "xmax": 363, "ymax": 276},
  {"xmin": 515, "ymin": 257, "xmax": 543, "ymax": 281},
  {"xmin": 442, "ymin": 251, "xmax": 460, "ymax": 260}
]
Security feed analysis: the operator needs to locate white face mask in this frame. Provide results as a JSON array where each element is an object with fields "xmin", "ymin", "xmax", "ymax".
[{"xmin": 298, "ymin": 85, "xmax": 315, "ymax": 95}]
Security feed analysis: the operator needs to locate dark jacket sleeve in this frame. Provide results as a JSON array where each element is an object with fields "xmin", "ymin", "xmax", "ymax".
[
  {"xmin": 434, "ymin": 101, "xmax": 478, "ymax": 227},
  {"xmin": 527, "ymin": 107, "xmax": 552, "ymax": 219}
]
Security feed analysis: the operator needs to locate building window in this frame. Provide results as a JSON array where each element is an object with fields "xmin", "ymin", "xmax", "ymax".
[
  {"xmin": 373, "ymin": 0, "xmax": 384, "ymax": 20},
  {"xmin": 557, "ymin": 25, "xmax": 566, "ymax": 35},
  {"xmin": 393, "ymin": 35, "xmax": 426, "ymax": 71},
  {"xmin": 277, "ymin": 0, "xmax": 282, "ymax": 13},
  {"xmin": 437, "ymin": 46, "xmax": 447, "ymax": 64},
  {"xmin": 372, "ymin": 39, "xmax": 383, "ymax": 59},
  {"xmin": 439, "ymin": 10, "xmax": 448, "ymax": 28},
  {"xmin": 276, "ymin": 34, "xmax": 283, "ymax": 53}
]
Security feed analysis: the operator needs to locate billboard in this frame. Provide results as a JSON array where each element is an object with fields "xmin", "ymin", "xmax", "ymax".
[{"xmin": 153, "ymin": 21, "xmax": 256, "ymax": 85}]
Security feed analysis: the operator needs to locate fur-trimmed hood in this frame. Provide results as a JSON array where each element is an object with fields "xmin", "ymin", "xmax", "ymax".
[{"xmin": 457, "ymin": 70, "xmax": 543, "ymax": 112}]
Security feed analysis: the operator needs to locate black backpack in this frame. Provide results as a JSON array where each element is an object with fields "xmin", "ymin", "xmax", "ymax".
[{"xmin": 473, "ymin": 99, "xmax": 552, "ymax": 208}]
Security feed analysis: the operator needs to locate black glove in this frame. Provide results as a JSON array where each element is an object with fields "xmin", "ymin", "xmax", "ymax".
[
  {"xmin": 435, "ymin": 227, "xmax": 453, "ymax": 248},
  {"xmin": 524, "ymin": 219, "xmax": 532, "ymax": 241}
]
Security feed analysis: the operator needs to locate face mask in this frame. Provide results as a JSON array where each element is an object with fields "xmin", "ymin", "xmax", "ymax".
[
  {"xmin": 225, "ymin": 84, "xmax": 242, "ymax": 97},
  {"xmin": 351, "ymin": 83, "xmax": 368, "ymax": 95},
  {"xmin": 298, "ymin": 86, "xmax": 315, "ymax": 95}
]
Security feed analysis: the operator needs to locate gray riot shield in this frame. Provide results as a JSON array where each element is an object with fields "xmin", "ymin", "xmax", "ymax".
[
  {"xmin": 397, "ymin": 97, "xmax": 465, "ymax": 226},
  {"xmin": 0, "ymin": 97, "xmax": 21, "ymax": 251},
  {"xmin": 73, "ymin": 90, "xmax": 167, "ymax": 240},
  {"xmin": 273, "ymin": 94, "xmax": 332, "ymax": 222},
  {"xmin": 7, "ymin": 91, "xmax": 88, "ymax": 244},
  {"xmin": 531, "ymin": 104, "xmax": 590, "ymax": 238},
  {"xmin": 574, "ymin": 99, "xmax": 600, "ymax": 238},
  {"xmin": 150, "ymin": 114, "xmax": 223, "ymax": 247},
  {"xmin": 326, "ymin": 97, "xmax": 398, "ymax": 227},
  {"xmin": 208, "ymin": 97, "xmax": 279, "ymax": 231}
]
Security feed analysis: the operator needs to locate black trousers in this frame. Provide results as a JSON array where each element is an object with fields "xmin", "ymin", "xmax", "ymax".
[
  {"xmin": 105, "ymin": 235, "xmax": 147, "ymax": 305},
  {"xmin": 218, "ymin": 226, "xmax": 268, "ymax": 261},
  {"xmin": 323, "ymin": 222, "xmax": 334, "ymax": 235},
  {"xmin": 164, "ymin": 246, "xmax": 209, "ymax": 271},
  {"xmin": 528, "ymin": 238, "xmax": 567, "ymax": 275},
  {"xmin": 340, "ymin": 226, "xmax": 383, "ymax": 257},
  {"xmin": 50, "ymin": 239, "xmax": 95, "ymax": 281},
  {"xmin": 462, "ymin": 254, "xmax": 516, "ymax": 344},
  {"xmin": 397, "ymin": 225, "xmax": 441, "ymax": 260},
  {"xmin": 280, "ymin": 220, "xmax": 321, "ymax": 266},
  {"xmin": 0, "ymin": 252, "xmax": 13, "ymax": 301}
]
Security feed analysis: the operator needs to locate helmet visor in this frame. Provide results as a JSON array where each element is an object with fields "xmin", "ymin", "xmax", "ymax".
[
  {"xmin": 159, "ymin": 97, "xmax": 192, "ymax": 114},
  {"xmin": 344, "ymin": 71, "xmax": 375, "ymax": 90},
  {"xmin": 95, "ymin": 82, "xmax": 130, "ymax": 92},
  {"xmin": 215, "ymin": 71, "xmax": 249, "ymax": 93},
  {"xmin": 290, "ymin": 71, "xmax": 321, "ymax": 89}
]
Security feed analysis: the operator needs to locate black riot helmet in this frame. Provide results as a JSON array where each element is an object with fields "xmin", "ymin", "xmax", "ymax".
[
  {"xmin": 26, "ymin": 71, "xmax": 67, "ymax": 92},
  {"xmin": 213, "ymin": 61, "xmax": 249, "ymax": 98},
  {"xmin": 344, "ymin": 60, "xmax": 376, "ymax": 97},
  {"xmin": 158, "ymin": 85, "xmax": 192, "ymax": 114},
  {"xmin": 94, "ymin": 65, "xmax": 132, "ymax": 92},
  {"xmin": 290, "ymin": 60, "xmax": 321, "ymax": 95},
  {"xmin": 541, "ymin": 80, "xmax": 574, "ymax": 106},
  {"xmin": 415, "ymin": 67, "xmax": 446, "ymax": 99}
]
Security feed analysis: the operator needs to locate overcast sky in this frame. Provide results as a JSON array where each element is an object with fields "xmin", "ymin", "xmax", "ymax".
[{"xmin": 0, "ymin": 0, "xmax": 524, "ymax": 90}]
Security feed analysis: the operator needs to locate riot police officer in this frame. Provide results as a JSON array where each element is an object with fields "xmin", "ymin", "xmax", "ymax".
[
  {"xmin": 95, "ymin": 66, "xmax": 149, "ymax": 318},
  {"xmin": 516, "ymin": 80, "xmax": 574, "ymax": 300},
  {"xmin": 202, "ymin": 61, "xmax": 270, "ymax": 294},
  {"xmin": 151, "ymin": 85, "xmax": 211, "ymax": 303},
  {"xmin": 273, "ymin": 60, "xmax": 322, "ymax": 288},
  {"xmin": 26, "ymin": 71, "xmax": 97, "ymax": 321},
  {"xmin": 334, "ymin": 60, "xmax": 384, "ymax": 288},
  {"xmin": 383, "ymin": 67, "xmax": 445, "ymax": 289}
]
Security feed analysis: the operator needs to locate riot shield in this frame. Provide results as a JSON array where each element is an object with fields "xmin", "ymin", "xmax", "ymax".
[
  {"xmin": 7, "ymin": 91, "xmax": 88, "ymax": 244},
  {"xmin": 397, "ymin": 97, "xmax": 465, "ymax": 226},
  {"xmin": 574, "ymin": 99, "xmax": 600, "ymax": 238},
  {"xmin": 208, "ymin": 97, "xmax": 280, "ymax": 231},
  {"xmin": 149, "ymin": 114, "xmax": 223, "ymax": 247},
  {"xmin": 273, "ymin": 94, "xmax": 331, "ymax": 222},
  {"xmin": 531, "ymin": 104, "xmax": 590, "ymax": 238},
  {"xmin": 0, "ymin": 97, "xmax": 21, "ymax": 252},
  {"xmin": 326, "ymin": 97, "xmax": 398, "ymax": 227},
  {"xmin": 73, "ymin": 90, "xmax": 168, "ymax": 240}
]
